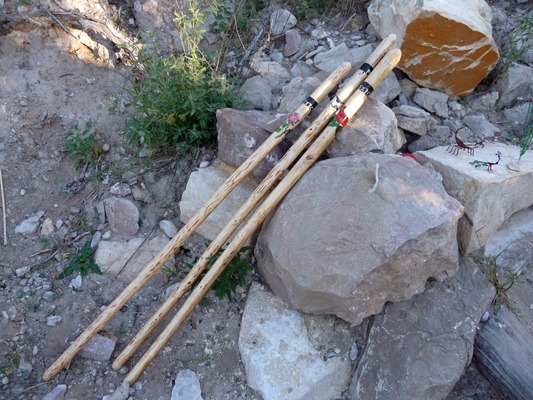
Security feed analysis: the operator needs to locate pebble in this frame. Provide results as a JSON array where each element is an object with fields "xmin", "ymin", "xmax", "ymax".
[
  {"xmin": 96, "ymin": 377, "xmax": 104, "ymax": 386},
  {"xmin": 134, "ymin": 382, "xmax": 142, "ymax": 391},
  {"xmin": 69, "ymin": 275, "xmax": 82, "ymax": 290},
  {"xmin": 91, "ymin": 231, "xmax": 102, "ymax": 249},
  {"xmin": 47, "ymin": 315, "xmax": 62, "ymax": 326},
  {"xmin": 199, "ymin": 160, "xmax": 211, "ymax": 168},
  {"xmin": 20, "ymin": 189, "xmax": 26, "ymax": 196},
  {"xmin": 530, "ymin": 304, "xmax": 533, "ymax": 310},
  {"xmin": 33, "ymin": 345, "xmax": 38, "ymax": 355},
  {"xmin": 102, "ymin": 231, "xmax": 112, "ymax": 239},
  {"xmin": 56, "ymin": 219, "xmax": 63, "ymax": 229},
  {"xmin": 16, "ymin": 266, "xmax": 31, "ymax": 277},
  {"xmin": 2, "ymin": 377, "xmax": 8, "ymax": 385},
  {"xmin": 350, "ymin": 342, "xmax": 359, "ymax": 360},
  {"xmin": 481, "ymin": 311, "xmax": 490, "ymax": 322}
]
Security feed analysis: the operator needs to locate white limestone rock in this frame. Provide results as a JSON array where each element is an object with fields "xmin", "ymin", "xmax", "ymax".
[
  {"xmin": 270, "ymin": 10, "xmax": 297, "ymax": 36},
  {"xmin": 239, "ymin": 283, "xmax": 351, "ymax": 400},
  {"xmin": 415, "ymin": 143, "xmax": 533, "ymax": 254},
  {"xmin": 239, "ymin": 76, "xmax": 272, "ymax": 110}
]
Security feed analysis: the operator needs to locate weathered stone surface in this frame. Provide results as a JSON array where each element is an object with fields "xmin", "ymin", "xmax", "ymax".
[
  {"xmin": 370, "ymin": 72, "xmax": 401, "ymax": 105},
  {"xmin": 415, "ymin": 143, "xmax": 533, "ymax": 254},
  {"xmin": 392, "ymin": 105, "xmax": 437, "ymax": 135},
  {"xmin": 79, "ymin": 334, "xmax": 115, "ymax": 361},
  {"xmin": 504, "ymin": 101, "xmax": 531, "ymax": 131},
  {"xmin": 104, "ymin": 197, "xmax": 139, "ymax": 236},
  {"xmin": 239, "ymin": 76, "xmax": 272, "ymax": 110},
  {"xmin": 351, "ymin": 257, "xmax": 494, "ymax": 400},
  {"xmin": 408, "ymin": 134, "xmax": 438, "ymax": 152},
  {"xmin": 270, "ymin": 9, "xmax": 297, "ymax": 36},
  {"xmin": 256, "ymin": 153, "xmax": 463, "ymax": 325},
  {"xmin": 239, "ymin": 283, "xmax": 351, "ymax": 400},
  {"xmin": 413, "ymin": 87, "xmax": 449, "ymax": 118},
  {"xmin": 110, "ymin": 182, "xmax": 131, "ymax": 196},
  {"xmin": 278, "ymin": 76, "xmax": 321, "ymax": 114},
  {"xmin": 469, "ymin": 91, "xmax": 499, "ymax": 112},
  {"xmin": 484, "ymin": 206, "xmax": 533, "ymax": 274},
  {"xmin": 94, "ymin": 235, "xmax": 173, "ymax": 284},
  {"xmin": 41, "ymin": 217, "xmax": 54, "ymax": 236},
  {"xmin": 171, "ymin": 369, "xmax": 203, "ymax": 400},
  {"xmin": 369, "ymin": 0, "xmax": 499, "ymax": 96},
  {"xmin": 463, "ymin": 115, "xmax": 500, "ymax": 137},
  {"xmin": 326, "ymin": 97, "xmax": 405, "ymax": 157},
  {"xmin": 314, "ymin": 43, "xmax": 372, "ymax": 75},
  {"xmin": 252, "ymin": 61, "xmax": 291, "ymax": 87},
  {"xmin": 284, "ymin": 29, "xmax": 301, "ymax": 57},
  {"xmin": 290, "ymin": 60, "xmax": 315, "ymax": 77},
  {"xmin": 495, "ymin": 64, "xmax": 533, "ymax": 106},
  {"xmin": 15, "ymin": 210, "xmax": 44, "ymax": 234},
  {"xmin": 42, "ymin": 384, "xmax": 67, "ymax": 400},
  {"xmin": 179, "ymin": 162, "xmax": 258, "ymax": 244},
  {"xmin": 216, "ymin": 108, "xmax": 291, "ymax": 179}
]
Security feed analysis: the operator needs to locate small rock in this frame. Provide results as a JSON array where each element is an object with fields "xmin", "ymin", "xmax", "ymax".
[
  {"xmin": 79, "ymin": 334, "xmax": 116, "ymax": 361},
  {"xmin": 199, "ymin": 160, "xmax": 210, "ymax": 168},
  {"xmin": 2, "ymin": 377, "xmax": 8, "ymax": 385},
  {"xmin": 463, "ymin": 115, "xmax": 501, "ymax": 138},
  {"xmin": 311, "ymin": 28, "xmax": 328, "ymax": 39},
  {"xmin": 270, "ymin": 9, "xmax": 297, "ymax": 36},
  {"xmin": 413, "ymin": 87, "xmax": 449, "ymax": 118},
  {"xmin": 15, "ymin": 210, "xmax": 45, "ymax": 235},
  {"xmin": 55, "ymin": 219, "xmax": 63, "ymax": 229},
  {"xmin": 42, "ymin": 291, "xmax": 55, "ymax": 301},
  {"xmin": 481, "ymin": 311, "xmax": 490, "ymax": 322},
  {"xmin": 41, "ymin": 218, "xmax": 54, "ymax": 236},
  {"xmin": 15, "ymin": 266, "xmax": 31, "ymax": 277},
  {"xmin": 171, "ymin": 369, "xmax": 203, "ymax": 400},
  {"xmin": 284, "ymin": 29, "xmax": 301, "ymax": 57},
  {"xmin": 47, "ymin": 315, "xmax": 62, "ymax": 326},
  {"xmin": 102, "ymin": 381, "xmax": 130, "ymax": 400},
  {"xmin": 102, "ymin": 230, "xmax": 112, "ymax": 239},
  {"xmin": 20, "ymin": 189, "xmax": 26, "ymax": 196},
  {"xmin": 105, "ymin": 197, "xmax": 139, "ymax": 236},
  {"xmin": 408, "ymin": 135, "xmax": 438, "ymax": 152},
  {"xmin": 159, "ymin": 220, "xmax": 178, "ymax": 239},
  {"xmin": 91, "ymin": 231, "xmax": 102, "ymax": 249},
  {"xmin": 134, "ymin": 382, "xmax": 143, "ymax": 391},
  {"xmin": 69, "ymin": 275, "xmax": 82, "ymax": 291},
  {"xmin": 350, "ymin": 342, "xmax": 359, "ymax": 360},
  {"xmin": 42, "ymin": 384, "xmax": 67, "ymax": 400},
  {"xmin": 110, "ymin": 183, "xmax": 132, "ymax": 197},
  {"xmin": 17, "ymin": 357, "xmax": 32, "ymax": 374}
]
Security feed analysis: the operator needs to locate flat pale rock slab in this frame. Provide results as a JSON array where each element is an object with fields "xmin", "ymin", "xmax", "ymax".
[
  {"xmin": 239, "ymin": 283, "xmax": 351, "ymax": 400},
  {"xmin": 171, "ymin": 369, "xmax": 203, "ymax": 400},
  {"xmin": 105, "ymin": 197, "xmax": 139, "ymax": 236},
  {"xmin": 179, "ymin": 161, "xmax": 258, "ymax": 245},
  {"xmin": 79, "ymin": 334, "xmax": 116, "ymax": 361},
  {"xmin": 256, "ymin": 153, "xmax": 463, "ymax": 325},
  {"xmin": 369, "ymin": 0, "xmax": 499, "ymax": 96},
  {"xmin": 351, "ymin": 257, "xmax": 494, "ymax": 399},
  {"xmin": 94, "ymin": 235, "xmax": 173, "ymax": 285},
  {"xmin": 415, "ymin": 143, "xmax": 533, "ymax": 254}
]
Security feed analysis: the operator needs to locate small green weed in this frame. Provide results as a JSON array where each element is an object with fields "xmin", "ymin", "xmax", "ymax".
[
  {"xmin": 58, "ymin": 241, "xmax": 102, "ymax": 280},
  {"xmin": 60, "ymin": 183, "xmax": 73, "ymax": 198},
  {"xmin": 0, "ymin": 352, "xmax": 21, "ymax": 377},
  {"xmin": 519, "ymin": 99, "xmax": 533, "ymax": 163},
  {"xmin": 496, "ymin": 13, "xmax": 533, "ymax": 82},
  {"xmin": 472, "ymin": 248, "xmax": 524, "ymax": 314},
  {"xmin": 114, "ymin": 321, "xmax": 127, "ymax": 335},
  {"xmin": 182, "ymin": 245, "xmax": 253, "ymax": 301},
  {"xmin": 64, "ymin": 120, "xmax": 102, "ymax": 169},
  {"xmin": 40, "ymin": 237, "xmax": 52, "ymax": 249}
]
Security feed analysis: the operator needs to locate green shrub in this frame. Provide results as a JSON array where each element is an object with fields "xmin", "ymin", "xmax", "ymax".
[
  {"xmin": 496, "ymin": 13, "xmax": 533, "ymax": 82},
  {"xmin": 64, "ymin": 120, "xmax": 101, "ymax": 169},
  {"xmin": 121, "ymin": 15, "xmax": 243, "ymax": 154}
]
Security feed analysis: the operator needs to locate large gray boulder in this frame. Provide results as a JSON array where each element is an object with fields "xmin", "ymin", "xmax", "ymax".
[
  {"xmin": 495, "ymin": 64, "xmax": 533, "ymax": 107},
  {"xmin": 278, "ymin": 76, "xmax": 322, "ymax": 114},
  {"xmin": 415, "ymin": 143, "xmax": 533, "ymax": 254},
  {"xmin": 392, "ymin": 105, "xmax": 437, "ymax": 135},
  {"xmin": 350, "ymin": 257, "xmax": 494, "ymax": 400},
  {"xmin": 239, "ymin": 76, "xmax": 272, "ymax": 110},
  {"xmin": 216, "ymin": 108, "xmax": 291, "ymax": 179},
  {"xmin": 239, "ymin": 283, "xmax": 351, "ymax": 400},
  {"xmin": 326, "ymin": 97, "xmax": 405, "ymax": 157},
  {"xmin": 255, "ymin": 153, "xmax": 464, "ymax": 325}
]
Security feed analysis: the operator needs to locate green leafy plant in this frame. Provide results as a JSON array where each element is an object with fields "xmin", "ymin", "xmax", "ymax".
[
  {"xmin": 518, "ymin": 99, "xmax": 533, "ymax": 163},
  {"xmin": 114, "ymin": 321, "xmax": 127, "ymax": 335},
  {"xmin": 120, "ymin": 29, "xmax": 242, "ymax": 153},
  {"xmin": 496, "ymin": 13, "xmax": 533, "ymax": 82},
  {"xmin": 182, "ymin": 245, "xmax": 253, "ymax": 301},
  {"xmin": 0, "ymin": 352, "xmax": 21, "ymax": 377},
  {"xmin": 64, "ymin": 120, "xmax": 101, "ymax": 169},
  {"xmin": 472, "ymin": 248, "xmax": 524, "ymax": 314},
  {"xmin": 58, "ymin": 241, "xmax": 102, "ymax": 279}
]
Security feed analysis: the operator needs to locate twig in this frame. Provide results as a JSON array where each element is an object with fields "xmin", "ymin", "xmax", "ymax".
[
  {"xmin": 237, "ymin": 0, "xmax": 272, "ymax": 69},
  {"xmin": 34, "ymin": 0, "xmax": 78, "ymax": 39},
  {"xmin": 0, "ymin": 168, "xmax": 6, "ymax": 245},
  {"xmin": 29, "ymin": 248, "xmax": 54, "ymax": 258},
  {"xmin": 371, "ymin": 163, "xmax": 379, "ymax": 192},
  {"xmin": 341, "ymin": 12, "xmax": 358, "ymax": 31}
]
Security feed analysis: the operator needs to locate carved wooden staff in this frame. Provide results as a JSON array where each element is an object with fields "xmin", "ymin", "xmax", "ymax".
[
  {"xmin": 42, "ymin": 63, "xmax": 350, "ymax": 381},
  {"xmin": 123, "ymin": 48, "xmax": 402, "ymax": 385},
  {"xmin": 111, "ymin": 34, "xmax": 397, "ymax": 371}
]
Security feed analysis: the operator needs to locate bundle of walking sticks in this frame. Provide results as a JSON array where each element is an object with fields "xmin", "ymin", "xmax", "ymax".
[{"xmin": 43, "ymin": 35, "xmax": 401, "ymax": 385}]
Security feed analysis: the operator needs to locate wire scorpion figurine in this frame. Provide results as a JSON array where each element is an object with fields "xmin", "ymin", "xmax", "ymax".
[
  {"xmin": 446, "ymin": 127, "xmax": 484, "ymax": 156},
  {"xmin": 470, "ymin": 151, "xmax": 502, "ymax": 172}
]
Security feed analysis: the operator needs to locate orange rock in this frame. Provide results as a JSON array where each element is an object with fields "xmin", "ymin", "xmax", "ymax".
[{"xmin": 369, "ymin": 0, "xmax": 499, "ymax": 96}]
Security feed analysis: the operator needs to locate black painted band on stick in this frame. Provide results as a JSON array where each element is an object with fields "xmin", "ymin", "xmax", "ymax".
[
  {"xmin": 360, "ymin": 63, "xmax": 374, "ymax": 76},
  {"xmin": 359, "ymin": 82, "xmax": 374, "ymax": 96},
  {"xmin": 304, "ymin": 97, "xmax": 318, "ymax": 109}
]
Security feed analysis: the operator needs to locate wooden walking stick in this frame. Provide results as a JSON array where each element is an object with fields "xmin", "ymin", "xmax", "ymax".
[
  {"xmin": 43, "ymin": 63, "xmax": 350, "ymax": 381},
  {"xmin": 112, "ymin": 34, "xmax": 397, "ymax": 371},
  {"xmin": 124, "ymin": 48, "xmax": 402, "ymax": 385}
]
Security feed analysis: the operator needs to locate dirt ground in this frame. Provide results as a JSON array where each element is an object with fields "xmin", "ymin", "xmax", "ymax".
[{"xmin": 0, "ymin": 0, "xmax": 531, "ymax": 399}]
